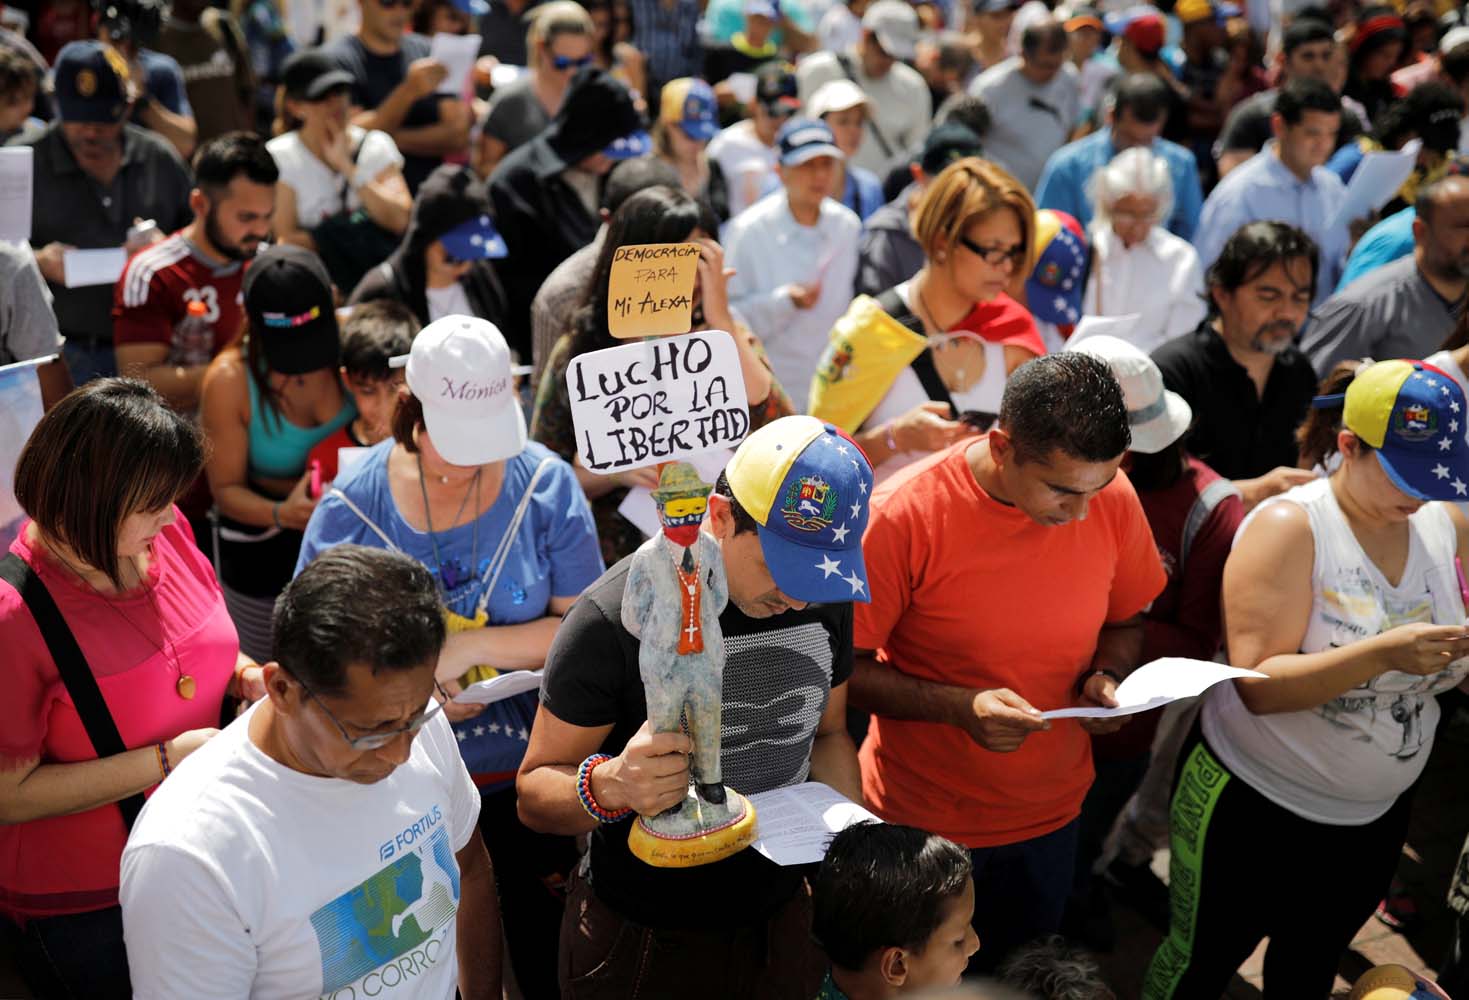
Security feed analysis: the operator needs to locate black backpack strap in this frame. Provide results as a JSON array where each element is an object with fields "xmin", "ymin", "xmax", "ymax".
[
  {"xmin": 0, "ymin": 553, "xmax": 146, "ymax": 830},
  {"xmin": 876, "ymin": 288, "xmax": 956, "ymax": 416}
]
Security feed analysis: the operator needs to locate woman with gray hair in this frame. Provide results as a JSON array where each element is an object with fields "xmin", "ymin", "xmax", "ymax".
[{"xmin": 1079, "ymin": 146, "xmax": 1206, "ymax": 354}]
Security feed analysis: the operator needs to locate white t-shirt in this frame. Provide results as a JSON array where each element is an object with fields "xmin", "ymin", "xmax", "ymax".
[
  {"xmin": 708, "ymin": 120, "xmax": 778, "ymax": 222},
  {"xmin": 1203, "ymin": 477, "xmax": 1469, "ymax": 825},
  {"xmin": 426, "ymin": 282, "xmax": 473, "ymax": 322},
  {"xmin": 267, "ymin": 126, "xmax": 405, "ymax": 229},
  {"xmin": 120, "ymin": 704, "xmax": 480, "ymax": 1000}
]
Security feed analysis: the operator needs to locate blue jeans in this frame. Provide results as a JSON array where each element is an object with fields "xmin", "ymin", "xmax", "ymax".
[
  {"xmin": 967, "ymin": 817, "xmax": 1081, "ymax": 973},
  {"xmin": 0, "ymin": 905, "xmax": 131, "ymax": 999},
  {"xmin": 62, "ymin": 339, "xmax": 116, "ymax": 385}
]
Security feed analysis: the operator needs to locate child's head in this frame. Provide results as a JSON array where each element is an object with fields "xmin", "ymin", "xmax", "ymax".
[
  {"xmin": 340, "ymin": 301, "xmax": 419, "ymax": 443},
  {"xmin": 813, "ymin": 822, "xmax": 979, "ymax": 993}
]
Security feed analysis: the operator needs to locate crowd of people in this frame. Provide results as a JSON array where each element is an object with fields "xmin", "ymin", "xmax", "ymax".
[{"xmin": 8, "ymin": 0, "xmax": 1469, "ymax": 997}]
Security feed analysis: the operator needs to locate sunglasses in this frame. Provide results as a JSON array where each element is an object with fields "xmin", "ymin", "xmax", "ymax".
[
  {"xmin": 373, "ymin": 0, "xmax": 414, "ymax": 7},
  {"xmin": 287, "ymin": 666, "xmax": 452, "ymax": 751},
  {"xmin": 958, "ymin": 236, "xmax": 1027, "ymax": 269},
  {"xmin": 551, "ymin": 53, "xmax": 595, "ymax": 70}
]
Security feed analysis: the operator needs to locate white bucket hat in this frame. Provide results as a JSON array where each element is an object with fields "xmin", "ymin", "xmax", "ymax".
[
  {"xmin": 1065, "ymin": 333, "xmax": 1192, "ymax": 454},
  {"xmin": 390, "ymin": 315, "xmax": 527, "ymax": 466}
]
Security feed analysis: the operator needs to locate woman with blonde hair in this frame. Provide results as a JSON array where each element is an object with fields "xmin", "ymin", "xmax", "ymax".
[
  {"xmin": 1080, "ymin": 146, "xmax": 1206, "ymax": 354},
  {"xmin": 812, "ymin": 156, "xmax": 1047, "ymax": 482},
  {"xmin": 473, "ymin": 1, "xmax": 596, "ymax": 177}
]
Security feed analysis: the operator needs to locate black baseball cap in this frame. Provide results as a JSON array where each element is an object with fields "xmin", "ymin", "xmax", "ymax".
[
  {"xmin": 919, "ymin": 122, "xmax": 984, "ymax": 175},
  {"xmin": 754, "ymin": 60, "xmax": 800, "ymax": 116},
  {"xmin": 543, "ymin": 67, "xmax": 649, "ymax": 171},
  {"xmin": 281, "ymin": 49, "xmax": 356, "ymax": 102},
  {"xmin": 242, "ymin": 245, "xmax": 341, "ymax": 376},
  {"xmin": 53, "ymin": 40, "xmax": 132, "ymax": 124}
]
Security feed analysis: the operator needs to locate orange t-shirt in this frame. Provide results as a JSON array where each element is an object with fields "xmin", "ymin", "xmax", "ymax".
[{"xmin": 854, "ymin": 437, "xmax": 1166, "ymax": 848}]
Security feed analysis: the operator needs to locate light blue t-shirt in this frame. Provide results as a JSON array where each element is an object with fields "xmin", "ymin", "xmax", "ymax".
[{"xmin": 295, "ymin": 440, "xmax": 604, "ymax": 625}]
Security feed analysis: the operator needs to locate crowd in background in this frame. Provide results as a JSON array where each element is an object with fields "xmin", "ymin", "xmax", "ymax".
[{"xmin": 7, "ymin": 0, "xmax": 1469, "ymax": 996}]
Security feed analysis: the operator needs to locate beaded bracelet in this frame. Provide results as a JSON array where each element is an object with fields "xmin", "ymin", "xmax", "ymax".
[
  {"xmin": 155, "ymin": 742, "xmax": 172, "ymax": 781},
  {"xmin": 576, "ymin": 754, "xmax": 632, "ymax": 824}
]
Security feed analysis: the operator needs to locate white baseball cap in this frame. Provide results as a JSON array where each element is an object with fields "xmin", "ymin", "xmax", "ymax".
[
  {"xmin": 1065, "ymin": 333, "xmax": 1192, "ymax": 454},
  {"xmin": 390, "ymin": 315, "xmax": 527, "ymax": 466},
  {"xmin": 862, "ymin": 0, "xmax": 920, "ymax": 61},
  {"xmin": 807, "ymin": 78, "xmax": 870, "ymax": 120}
]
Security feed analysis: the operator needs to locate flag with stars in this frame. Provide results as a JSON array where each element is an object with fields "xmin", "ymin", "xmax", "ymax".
[
  {"xmin": 448, "ymin": 683, "xmax": 538, "ymax": 793},
  {"xmin": 724, "ymin": 415, "xmax": 873, "ymax": 603},
  {"xmin": 1025, "ymin": 210, "xmax": 1088, "ymax": 326},
  {"xmin": 1343, "ymin": 359, "xmax": 1469, "ymax": 502}
]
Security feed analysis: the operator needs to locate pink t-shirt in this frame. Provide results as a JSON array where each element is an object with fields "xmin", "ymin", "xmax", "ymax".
[{"xmin": 0, "ymin": 513, "xmax": 239, "ymax": 920}]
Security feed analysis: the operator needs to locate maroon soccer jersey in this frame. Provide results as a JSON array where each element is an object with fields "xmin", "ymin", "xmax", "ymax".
[{"xmin": 113, "ymin": 233, "xmax": 248, "ymax": 366}]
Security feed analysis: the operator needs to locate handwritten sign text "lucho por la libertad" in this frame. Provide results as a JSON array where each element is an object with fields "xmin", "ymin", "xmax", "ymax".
[{"xmin": 567, "ymin": 330, "xmax": 750, "ymax": 472}]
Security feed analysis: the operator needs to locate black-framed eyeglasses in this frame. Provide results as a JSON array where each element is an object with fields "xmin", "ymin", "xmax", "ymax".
[
  {"xmin": 286, "ymin": 667, "xmax": 451, "ymax": 751},
  {"xmin": 957, "ymin": 236, "xmax": 1027, "ymax": 270}
]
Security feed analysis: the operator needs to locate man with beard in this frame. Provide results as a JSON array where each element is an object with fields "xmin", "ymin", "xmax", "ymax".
[
  {"xmin": 1153, "ymin": 221, "xmax": 1321, "ymax": 510},
  {"xmin": 114, "ymin": 131, "xmax": 277, "ymax": 413},
  {"xmin": 24, "ymin": 40, "xmax": 193, "ymax": 385},
  {"xmin": 1302, "ymin": 175, "xmax": 1469, "ymax": 375}
]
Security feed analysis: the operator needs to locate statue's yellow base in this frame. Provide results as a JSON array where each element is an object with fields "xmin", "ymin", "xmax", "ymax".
[{"xmin": 627, "ymin": 792, "xmax": 758, "ymax": 868}]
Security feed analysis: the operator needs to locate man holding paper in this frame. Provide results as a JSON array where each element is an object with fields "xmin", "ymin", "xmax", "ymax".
[
  {"xmin": 851, "ymin": 353, "xmax": 1165, "ymax": 973},
  {"xmin": 1302, "ymin": 174, "xmax": 1469, "ymax": 375},
  {"xmin": 24, "ymin": 40, "xmax": 192, "ymax": 385},
  {"xmin": 324, "ymin": 0, "xmax": 473, "ymax": 191}
]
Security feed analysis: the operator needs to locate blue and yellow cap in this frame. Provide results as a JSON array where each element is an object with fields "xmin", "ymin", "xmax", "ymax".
[
  {"xmin": 1339, "ymin": 359, "xmax": 1469, "ymax": 501},
  {"xmin": 724, "ymin": 415, "xmax": 873, "ymax": 603}
]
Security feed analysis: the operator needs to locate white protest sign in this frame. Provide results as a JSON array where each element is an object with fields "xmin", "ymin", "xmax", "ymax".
[{"xmin": 567, "ymin": 329, "xmax": 749, "ymax": 474}]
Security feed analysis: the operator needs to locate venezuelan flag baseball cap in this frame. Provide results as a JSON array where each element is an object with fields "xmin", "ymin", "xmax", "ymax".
[
  {"xmin": 1338, "ymin": 359, "xmax": 1469, "ymax": 501},
  {"xmin": 1347, "ymin": 963, "xmax": 1452, "ymax": 1000},
  {"xmin": 1027, "ymin": 209, "xmax": 1088, "ymax": 326},
  {"xmin": 724, "ymin": 415, "xmax": 873, "ymax": 604}
]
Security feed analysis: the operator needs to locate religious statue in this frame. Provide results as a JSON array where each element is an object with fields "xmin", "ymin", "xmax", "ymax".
[{"xmin": 620, "ymin": 462, "xmax": 757, "ymax": 866}]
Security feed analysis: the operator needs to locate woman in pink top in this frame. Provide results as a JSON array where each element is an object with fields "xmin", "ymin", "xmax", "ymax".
[{"xmin": 0, "ymin": 379, "xmax": 264, "ymax": 999}]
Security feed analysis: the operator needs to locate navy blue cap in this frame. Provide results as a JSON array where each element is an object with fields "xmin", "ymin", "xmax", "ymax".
[
  {"xmin": 54, "ymin": 41, "xmax": 132, "ymax": 124},
  {"xmin": 439, "ymin": 212, "xmax": 509, "ymax": 261},
  {"xmin": 776, "ymin": 117, "xmax": 844, "ymax": 167}
]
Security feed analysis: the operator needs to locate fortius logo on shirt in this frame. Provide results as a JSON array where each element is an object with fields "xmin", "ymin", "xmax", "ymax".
[
  {"xmin": 313, "ymin": 819, "xmax": 459, "ymax": 999},
  {"xmin": 379, "ymin": 805, "xmax": 443, "ymax": 862}
]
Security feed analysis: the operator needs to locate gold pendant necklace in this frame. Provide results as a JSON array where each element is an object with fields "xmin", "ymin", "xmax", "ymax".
[{"xmin": 43, "ymin": 540, "xmax": 195, "ymax": 699}]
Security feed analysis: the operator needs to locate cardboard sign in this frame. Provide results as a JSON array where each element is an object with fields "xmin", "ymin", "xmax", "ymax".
[
  {"xmin": 607, "ymin": 243, "xmax": 701, "ymax": 339},
  {"xmin": 567, "ymin": 330, "xmax": 750, "ymax": 473}
]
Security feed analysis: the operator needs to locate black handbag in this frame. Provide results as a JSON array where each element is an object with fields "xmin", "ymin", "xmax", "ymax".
[{"xmin": 309, "ymin": 135, "xmax": 402, "ymax": 293}]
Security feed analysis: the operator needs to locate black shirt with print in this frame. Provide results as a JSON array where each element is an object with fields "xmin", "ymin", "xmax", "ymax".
[{"xmin": 541, "ymin": 555, "xmax": 854, "ymax": 930}]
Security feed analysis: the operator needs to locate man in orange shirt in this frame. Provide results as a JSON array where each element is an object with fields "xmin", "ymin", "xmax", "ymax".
[{"xmin": 852, "ymin": 352, "xmax": 1166, "ymax": 971}]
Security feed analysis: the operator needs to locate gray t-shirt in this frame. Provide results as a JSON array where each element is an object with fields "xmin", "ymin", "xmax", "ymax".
[
  {"xmin": 1300, "ymin": 255, "xmax": 1465, "ymax": 376},
  {"xmin": 480, "ymin": 75, "xmax": 550, "ymax": 152},
  {"xmin": 0, "ymin": 241, "xmax": 62, "ymax": 365},
  {"xmin": 968, "ymin": 57, "xmax": 1080, "ymax": 192}
]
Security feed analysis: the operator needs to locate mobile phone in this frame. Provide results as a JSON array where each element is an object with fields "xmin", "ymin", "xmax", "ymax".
[{"xmin": 308, "ymin": 460, "xmax": 322, "ymax": 499}]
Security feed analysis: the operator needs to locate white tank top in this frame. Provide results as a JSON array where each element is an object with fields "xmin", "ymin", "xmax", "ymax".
[{"xmin": 1203, "ymin": 477, "xmax": 1469, "ymax": 825}]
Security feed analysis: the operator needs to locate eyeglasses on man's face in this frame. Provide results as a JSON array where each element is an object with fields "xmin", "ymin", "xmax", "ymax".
[{"xmin": 287, "ymin": 668, "xmax": 451, "ymax": 751}]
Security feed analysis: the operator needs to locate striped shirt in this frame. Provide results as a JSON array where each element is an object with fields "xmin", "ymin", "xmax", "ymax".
[
  {"xmin": 628, "ymin": 0, "xmax": 703, "ymax": 88},
  {"xmin": 112, "ymin": 231, "xmax": 247, "ymax": 366}
]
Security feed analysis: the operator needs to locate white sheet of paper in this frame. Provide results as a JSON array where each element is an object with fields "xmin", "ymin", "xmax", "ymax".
[
  {"xmin": 0, "ymin": 146, "xmax": 33, "ymax": 243},
  {"xmin": 747, "ymin": 782, "xmax": 880, "ymax": 866},
  {"xmin": 726, "ymin": 72, "xmax": 757, "ymax": 106},
  {"xmin": 452, "ymin": 668, "xmax": 543, "ymax": 705},
  {"xmin": 62, "ymin": 247, "xmax": 127, "ymax": 288},
  {"xmin": 1063, "ymin": 313, "xmax": 1143, "ymax": 349},
  {"xmin": 431, "ymin": 33, "xmax": 482, "ymax": 95},
  {"xmin": 336, "ymin": 447, "xmax": 372, "ymax": 479},
  {"xmin": 1332, "ymin": 138, "xmax": 1421, "ymax": 230},
  {"xmin": 616, "ymin": 447, "xmax": 734, "ymax": 538},
  {"xmin": 1040, "ymin": 657, "xmax": 1267, "ymax": 719}
]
